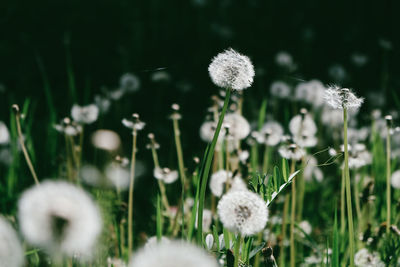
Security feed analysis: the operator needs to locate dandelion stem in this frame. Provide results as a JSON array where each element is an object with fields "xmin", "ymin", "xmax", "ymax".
[
  {"xmin": 197, "ymin": 87, "xmax": 231, "ymax": 245},
  {"xmin": 280, "ymin": 194, "xmax": 289, "ymax": 267},
  {"xmin": 172, "ymin": 118, "xmax": 187, "ymax": 189},
  {"xmin": 290, "ymin": 159, "xmax": 296, "ymax": 267},
  {"xmin": 234, "ymin": 233, "xmax": 242, "ymax": 267},
  {"xmin": 386, "ymin": 120, "xmax": 391, "ymax": 233},
  {"xmin": 343, "ymin": 107, "xmax": 355, "ymax": 267},
  {"xmin": 340, "ymin": 169, "xmax": 346, "ymax": 236},
  {"xmin": 128, "ymin": 129, "xmax": 137, "ymax": 256},
  {"xmin": 12, "ymin": 105, "xmax": 39, "ymax": 185}
]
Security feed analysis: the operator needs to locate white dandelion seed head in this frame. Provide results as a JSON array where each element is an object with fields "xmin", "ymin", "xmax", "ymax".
[
  {"xmin": 259, "ymin": 121, "xmax": 284, "ymax": 146},
  {"xmin": 199, "ymin": 121, "xmax": 226, "ymax": 145},
  {"xmin": 120, "ymin": 73, "xmax": 140, "ymax": 93},
  {"xmin": 345, "ymin": 144, "xmax": 372, "ymax": 170},
  {"xmin": 129, "ymin": 240, "xmax": 219, "ymax": 267},
  {"xmin": 295, "ymin": 80, "xmax": 326, "ymax": 108},
  {"xmin": 298, "ymin": 220, "xmax": 312, "ymax": 237},
  {"xmin": 293, "ymin": 134, "xmax": 318, "ymax": 148},
  {"xmin": 195, "ymin": 209, "xmax": 213, "ymax": 232},
  {"xmin": 153, "ymin": 167, "xmax": 179, "ymax": 184},
  {"xmin": 391, "ymin": 170, "xmax": 400, "ymax": 189},
  {"xmin": 289, "ymin": 114, "xmax": 317, "ymax": 137},
  {"xmin": 18, "ymin": 180, "xmax": 102, "ymax": 260},
  {"xmin": 208, "ymin": 48, "xmax": 255, "ymax": 91},
  {"xmin": 144, "ymin": 236, "xmax": 171, "ymax": 250},
  {"xmin": 91, "ymin": 129, "xmax": 121, "ymax": 151},
  {"xmin": 275, "ymin": 51, "xmax": 295, "ymax": 70},
  {"xmin": 209, "ymin": 170, "xmax": 232, "ymax": 197},
  {"xmin": 122, "ymin": 115, "xmax": 145, "ymax": 131},
  {"xmin": 0, "ymin": 121, "xmax": 10, "ymax": 145},
  {"xmin": 54, "ymin": 119, "xmax": 82, "ymax": 136},
  {"xmin": 223, "ymin": 113, "xmax": 250, "ymax": 140},
  {"xmin": 270, "ymin": 81, "xmax": 291, "ymax": 99},
  {"xmin": 217, "ymin": 190, "xmax": 268, "ymax": 236},
  {"xmin": 230, "ymin": 176, "xmax": 247, "ymax": 192},
  {"xmin": 71, "ymin": 104, "xmax": 99, "ymax": 124},
  {"xmin": 0, "ymin": 216, "xmax": 24, "ymax": 267},
  {"xmin": 238, "ymin": 150, "xmax": 249, "ymax": 164},
  {"xmin": 278, "ymin": 144, "xmax": 306, "ymax": 161},
  {"xmin": 79, "ymin": 164, "xmax": 104, "ymax": 187},
  {"xmin": 324, "ymin": 85, "xmax": 364, "ymax": 110},
  {"xmin": 347, "ymin": 127, "xmax": 370, "ymax": 144},
  {"xmin": 303, "ymin": 156, "xmax": 323, "ymax": 182},
  {"xmin": 354, "ymin": 248, "xmax": 384, "ymax": 267},
  {"xmin": 107, "ymin": 257, "xmax": 127, "ymax": 267},
  {"xmin": 94, "ymin": 95, "xmax": 111, "ymax": 114},
  {"xmin": 105, "ymin": 163, "xmax": 131, "ymax": 190}
]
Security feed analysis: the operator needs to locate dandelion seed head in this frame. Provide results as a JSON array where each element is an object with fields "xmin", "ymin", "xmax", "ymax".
[
  {"xmin": 289, "ymin": 113, "xmax": 317, "ymax": 137},
  {"xmin": 91, "ymin": 129, "xmax": 121, "ymax": 151},
  {"xmin": 295, "ymin": 80, "xmax": 326, "ymax": 108},
  {"xmin": 354, "ymin": 248, "xmax": 384, "ymax": 267},
  {"xmin": 223, "ymin": 113, "xmax": 250, "ymax": 140},
  {"xmin": 153, "ymin": 167, "xmax": 179, "ymax": 184},
  {"xmin": 144, "ymin": 236, "xmax": 170, "ymax": 250},
  {"xmin": 270, "ymin": 81, "xmax": 291, "ymax": 99},
  {"xmin": 208, "ymin": 48, "xmax": 254, "ymax": 90},
  {"xmin": 120, "ymin": 73, "xmax": 140, "ymax": 93},
  {"xmin": 195, "ymin": 209, "xmax": 213, "ymax": 232},
  {"xmin": 258, "ymin": 121, "xmax": 283, "ymax": 146},
  {"xmin": 391, "ymin": 170, "xmax": 400, "ymax": 189},
  {"xmin": 94, "ymin": 95, "xmax": 111, "ymax": 114},
  {"xmin": 209, "ymin": 170, "xmax": 232, "ymax": 197},
  {"xmin": 129, "ymin": 240, "xmax": 219, "ymax": 267},
  {"xmin": 298, "ymin": 220, "xmax": 312, "ymax": 237},
  {"xmin": 18, "ymin": 180, "xmax": 102, "ymax": 260},
  {"xmin": 278, "ymin": 143, "xmax": 305, "ymax": 161},
  {"xmin": 324, "ymin": 85, "xmax": 364, "ymax": 110},
  {"xmin": 199, "ymin": 121, "xmax": 226, "ymax": 144},
  {"xmin": 71, "ymin": 104, "xmax": 99, "ymax": 124},
  {"xmin": 0, "ymin": 216, "xmax": 24, "ymax": 267},
  {"xmin": 122, "ymin": 114, "xmax": 145, "ymax": 131},
  {"xmin": 80, "ymin": 164, "xmax": 104, "ymax": 187},
  {"xmin": 0, "ymin": 121, "xmax": 10, "ymax": 145},
  {"xmin": 217, "ymin": 190, "xmax": 268, "ymax": 236}
]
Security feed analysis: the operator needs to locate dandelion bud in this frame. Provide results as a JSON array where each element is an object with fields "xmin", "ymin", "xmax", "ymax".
[
  {"xmin": 208, "ymin": 48, "xmax": 255, "ymax": 91},
  {"xmin": 171, "ymin": 103, "xmax": 180, "ymax": 111},
  {"xmin": 193, "ymin": 157, "xmax": 200, "ymax": 164}
]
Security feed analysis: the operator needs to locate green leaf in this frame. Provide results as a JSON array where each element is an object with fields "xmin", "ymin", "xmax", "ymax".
[
  {"xmin": 332, "ymin": 208, "xmax": 339, "ymax": 267},
  {"xmin": 282, "ymin": 158, "xmax": 289, "ymax": 182},
  {"xmin": 267, "ymin": 170, "xmax": 301, "ymax": 206},
  {"xmin": 273, "ymin": 166, "xmax": 280, "ymax": 192},
  {"xmin": 249, "ymin": 242, "xmax": 266, "ymax": 259}
]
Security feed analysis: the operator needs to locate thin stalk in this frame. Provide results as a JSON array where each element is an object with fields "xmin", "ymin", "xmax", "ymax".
[
  {"xmin": 197, "ymin": 88, "xmax": 231, "ymax": 244},
  {"xmin": 290, "ymin": 159, "xmax": 296, "ymax": 267},
  {"xmin": 172, "ymin": 118, "xmax": 187, "ymax": 188},
  {"xmin": 12, "ymin": 105, "xmax": 39, "ymax": 185},
  {"xmin": 280, "ymin": 195, "xmax": 289, "ymax": 267},
  {"xmin": 343, "ymin": 107, "xmax": 355, "ymax": 267},
  {"xmin": 234, "ymin": 233, "xmax": 242, "ymax": 267},
  {"xmin": 253, "ymin": 232, "xmax": 263, "ymax": 267},
  {"xmin": 386, "ymin": 122, "xmax": 391, "ymax": 233},
  {"xmin": 353, "ymin": 171, "xmax": 361, "ymax": 223},
  {"xmin": 296, "ymin": 156, "xmax": 306, "ymax": 222},
  {"xmin": 340, "ymin": 169, "xmax": 346, "ymax": 236},
  {"xmin": 128, "ymin": 129, "xmax": 137, "ymax": 256}
]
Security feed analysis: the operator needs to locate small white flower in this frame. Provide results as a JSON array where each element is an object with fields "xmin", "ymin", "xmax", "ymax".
[
  {"xmin": 0, "ymin": 216, "xmax": 24, "ymax": 267},
  {"xmin": 324, "ymin": 85, "xmax": 364, "ymax": 110},
  {"xmin": 91, "ymin": 129, "xmax": 121, "ymax": 151},
  {"xmin": 289, "ymin": 113, "xmax": 317, "ymax": 137},
  {"xmin": 270, "ymin": 81, "xmax": 291, "ymax": 99},
  {"xmin": 129, "ymin": 240, "xmax": 219, "ymax": 267},
  {"xmin": 259, "ymin": 121, "xmax": 284, "ymax": 146},
  {"xmin": 223, "ymin": 113, "xmax": 250, "ymax": 140},
  {"xmin": 0, "ymin": 121, "xmax": 10, "ymax": 145},
  {"xmin": 18, "ymin": 180, "xmax": 102, "ymax": 260},
  {"xmin": 122, "ymin": 114, "xmax": 145, "ymax": 131},
  {"xmin": 209, "ymin": 170, "xmax": 232, "ymax": 197},
  {"xmin": 120, "ymin": 73, "xmax": 140, "ymax": 93},
  {"xmin": 217, "ymin": 189, "xmax": 268, "ymax": 236},
  {"xmin": 391, "ymin": 170, "xmax": 400, "ymax": 189},
  {"xmin": 71, "ymin": 104, "xmax": 99, "ymax": 124},
  {"xmin": 354, "ymin": 248, "xmax": 384, "ymax": 267},
  {"xmin": 153, "ymin": 167, "xmax": 179, "ymax": 184},
  {"xmin": 208, "ymin": 48, "xmax": 255, "ymax": 90},
  {"xmin": 278, "ymin": 144, "xmax": 306, "ymax": 161},
  {"xmin": 298, "ymin": 220, "xmax": 312, "ymax": 237}
]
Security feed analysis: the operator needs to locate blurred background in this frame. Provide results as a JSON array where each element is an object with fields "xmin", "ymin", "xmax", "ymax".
[{"xmin": 0, "ymin": 0, "xmax": 399, "ymax": 229}]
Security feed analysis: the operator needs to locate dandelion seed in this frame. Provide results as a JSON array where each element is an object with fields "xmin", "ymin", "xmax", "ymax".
[
  {"xmin": 153, "ymin": 167, "xmax": 179, "ymax": 184},
  {"xmin": 91, "ymin": 129, "xmax": 121, "ymax": 151},
  {"xmin": 223, "ymin": 113, "xmax": 250, "ymax": 140},
  {"xmin": 0, "ymin": 216, "xmax": 24, "ymax": 267},
  {"xmin": 270, "ymin": 81, "xmax": 291, "ymax": 99},
  {"xmin": 324, "ymin": 85, "xmax": 364, "ymax": 110},
  {"xmin": 217, "ymin": 189, "xmax": 268, "ymax": 236},
  {"xmin": 0, "ymin": 121, "xmax": 10, "ymax": 145},
  {"xmin": 208, "ymin": 48, "xmax": 255, "ymax": 90},
  {"xmin": 18, "ymin": 180, "xmax": 102, "ymax": 260},
  {"xmin": 71, "ymin": 104, "xmax": 99, "ymax": 124},
  {"xmin": 129, "ymin": 240, "xmax": 219, "ymax": 267},
  {"xmin": 120, "ymin": 73, "xmax": 140, "ymax": 93}
]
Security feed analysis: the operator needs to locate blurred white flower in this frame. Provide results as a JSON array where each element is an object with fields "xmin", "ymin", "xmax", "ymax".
[
  {"xmin": 195, "ymin": 209, "xmax": 213, "ymax": 232},
  {"xmin": 321, "ymin": 106, "xmax": 343, "ymax": 128},
  {"xmin": 94, "ymin": 95, "xmax": 111, "ymax": 114},
  {"xmin": 278, "ymin": 144, "xmax": 305, "ymax": 161},
  {"xmin": 205, "ymin": 234, "xmax": 214, "ymax": 250},
  {"xmin": 354, "ymin": 248, "xmax": 384, "ymax": 267},
  {"xmin": 54, "ymin": 118, "xmax": 82, "ymax": 136},
  {"xmin": 208, "ymin": 48, "xmax": 255, "ymax": 90},
  {"xmin": 122, "ymin": 114, "xmax": 145, "ymax": 131},
  {"xmin": 144, "ymin": 236, "xmax": 170, "ymax": 250},
  {"xmin": 120, "ymin": 73, "xmax": 140, "ymax": 93},
  {"xmin": 18, "ymin": 180, "xmax": 102, "ymax": 260},
  {"xmin": 71, "ymin": 104, "xmax": 99, "ymax": 124},
  {"xmin": 270, "ymin": 81, "xmax": 291, "ymax": 99},
  {"xmin": 210, "ymin": 170, "xmax": 232, "ymax": 197},
  {"xmin": 391, "ymin": 170, "xmax": 400, "ymax": 189},
  {"xmin": 294, "ymin": 80, "xmax": 326, "ymax": 108},
  {"xmin": 105, "ymin": 163, "xmax": 131, "ymax": 190},
  {"xmin": 80, "ymin": 164, "xmax": 104, "ymax": 187},
  {"xmin": 0, "ymin": 148, "xmax": 12, "ymax": 166},
  {"xmin": 223, "ymin": 113, "xmax": 250, "ymax": 140},
  {"xmin": 258, "ymin": 121, "xmax": 284, "ymax": 146},
  {"xmin": 351, "ymin": 53, "xmax": 368, "ymax": 67},
  {"xmin": 289, "ymin": 113, "xmax": 317, "ymax": 137},
  {"xmin": 129, "ymin": 241, "xmax": 219, "ymax": 267},
  {"xmin": 293, "ymin": 134, "xmax": 318, "ymax": 148},
  {"xmin": 153, "ymin": 167, "xmax": 179, "ymax": 184},
  {"xmin": 217, "ymin": 189, "xmax": 268, "ymax": 236},
  {"xmin": 298, "ymin": 220, "xmax": 312, "ymax": 237},
  {"xmin": 275, "ymin": 51, "xmax": 296, "ymax": 71},
  {"xmin": 0, "ymin": 121, "xmax": 10, "ymax": 145},
  {"xmin": 200, "ymin": 121, "xmax": 226, "ymax": 145},
  {"xmin": 324, "ymin": 86, "xmax": 364, "ymax": 110},
  {"xmin": 151, "ymin": 70, "xmax": 171, "ymax": 83},
  {"xmin": 346, "ymin": 144, "xmax": 372, "ymax": 169},
  {"xmin": 91, "ymin": 129, "xmax": 121, "ymax": 151},
  {"xmin": 304, "ymin": 156, "xmax": 323, "ymax": 182},
  {"xmin": 107, "ymin": 257, "xmax": 126, "ymax": 267},
  {"xmin": 0, "ymin": 216, "xmax": 24, "ymax": 267}
]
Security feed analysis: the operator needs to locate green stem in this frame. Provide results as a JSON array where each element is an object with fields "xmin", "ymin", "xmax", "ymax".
[
  {"xmin": 196, "ymin": 88, "xmax": 231, "ymax": 245},
  {"xmin": 290, "ymin": 160, "xmax": 296, "ymax": 267},
  {"xmin": 234, "ymin": 233, "xmax": 242, "ymax": 267},
  {"xmin": 172, "ymin": 118, "xmax": 187, "ymax": 188},
  {"xmin": 343, "ymin": 107, "xmax": 355, "ymax": 267},
  {"xmin": 128, "ymin": 129, "xmax": 137, "ymax": 256},
  {"xmin": 340, "ymin": 169, "xmax": 346, "ymax": 236},
  {"xmin": 386, "ymin": 123, "xmax": 391, "ymax": 233}
]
